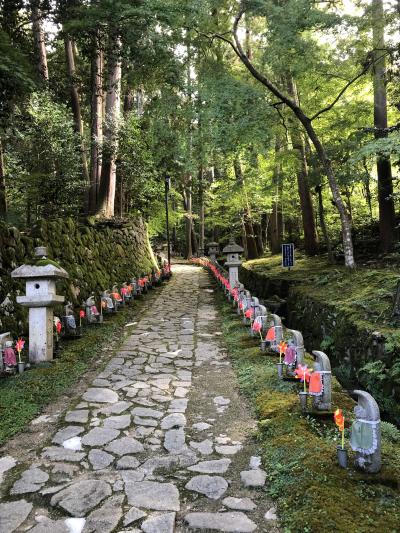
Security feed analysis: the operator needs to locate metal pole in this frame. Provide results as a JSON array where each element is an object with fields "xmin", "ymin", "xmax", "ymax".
[{"xmin": 165, "ymin": 175, "xmax": 171, "ymax": 267}]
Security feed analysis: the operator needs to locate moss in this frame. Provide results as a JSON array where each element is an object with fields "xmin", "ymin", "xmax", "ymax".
[
  {"xmin": 216, "ymin": 287, "xmax": 400, "ymax": 533},
  {"xmin": 0, "ymin": 217, "xmax": 157, "ymax": 336},
  {"xmin": 240, "ymin": 254, "xmax": 400, "ymax": 424}
]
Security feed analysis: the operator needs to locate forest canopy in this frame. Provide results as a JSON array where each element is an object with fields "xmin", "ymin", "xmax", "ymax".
[{"xmin": 0, "ymin": 0, "xmax": 399, "ymax": 267}]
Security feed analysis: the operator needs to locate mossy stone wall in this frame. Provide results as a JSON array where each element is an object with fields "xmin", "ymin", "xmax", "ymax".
[
  {"xmin": 0, "ymin": 217, "xmax": 157, "ymax": 335},
  {"xmin": 239, "ymin": 265, "xmax": 400, "ymax": 424}
]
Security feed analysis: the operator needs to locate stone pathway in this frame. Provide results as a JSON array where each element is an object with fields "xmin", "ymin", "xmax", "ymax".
[{"xmin": 0, "ymin": 265, "xmax": 279, "ymax": 532}]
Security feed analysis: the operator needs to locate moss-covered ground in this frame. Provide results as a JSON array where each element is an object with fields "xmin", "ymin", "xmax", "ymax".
[
  {"xmin": 216, "ymin": 286, "xmax": 400, "ymax": 533},
  {"xmin": 0, "ymin": 295, "xmax": 153, "ymax": 446},
  {"xmin": 243, "ymin": 253, "xmax": 400, "ymax": 333}
]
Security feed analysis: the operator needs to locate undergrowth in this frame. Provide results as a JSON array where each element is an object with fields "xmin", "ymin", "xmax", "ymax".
[{"xmin": 216, "ymin": 289, "xmax": 400, "ymax": 533}]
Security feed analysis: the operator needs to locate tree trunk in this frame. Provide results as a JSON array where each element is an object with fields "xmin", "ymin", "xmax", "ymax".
[
  {"xmin": 269, "ymin": 139, "xmax": 284, "ymax": 254},
  {"xmin": 372, "ymin": 0, "xmax": 396, "ymax": 252},
  {"xmin": 198, "ymin": 167, "xmax": 205, "ymax": 255},
  {"xmin": 316, "ymin": 184, "xmax": 334, "ymax": 263},
  {"xmin": 89, "ymin": 35, "xmax": 103, "ymax": 214},
  {"xmin": 64, "ymin": 33, "xmax": 90, "ymax": 211},
  {"xmin": 97, "ymin": 32, "xmax": 122, "ymax": 218},
  {"xmin": 253, "ymin": 221, "xmax": 264, "ymax": 255},
  {"xmin": 183, "ymin": 184, "xmax": 193, "ymax": 259},
  {"xmin": 287, "ymin": 77, "xmax": 318, "ymax": 255},
  {"xmin": 261, "ymin": 212, "xmax": 269, "ymax": 248},
  {"xmin": 233, "ymin": 157, "xmax": 258, "ymax": 259},
  {"xmin": 0, "ymin": 138, "xmax": 6, "ymax": 220},
  {"xmin": 302, "ymin": 117, "xmax": 355, "ymax": 268},
  {"xmin": 31, "ymin": 2, "xmax": 48, "ymax": 82}
]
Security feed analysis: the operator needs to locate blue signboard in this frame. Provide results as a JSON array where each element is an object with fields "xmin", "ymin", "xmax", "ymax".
[{"xmin": 282, "ymin": 243, "xmax": 295, "ymax": 269}]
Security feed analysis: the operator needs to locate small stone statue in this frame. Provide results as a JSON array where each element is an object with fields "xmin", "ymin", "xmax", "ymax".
[
  {"xmin": 85, "ymin": 295, "xmax": 102, "ymax": 324},
  {"xmin": 62, "ymin": 302, "xmax": 77, "ymax": 334},
  {"xmin": 350, "ymin": 390, "xmax": 381, "ymax": 473},
  {"xmin": 284, "ymin": 329, "xmax": 305, "ymax": 377},
  {"xmin": 2, "ymin": 340, "xmax": 17, "ymax": 373},
  {"xmin": 101, "ymin": 290, "xmax": 115, "ymax": 313},
  {"xmin": 130, "ymin": 278, "xmax": 141, "ymax": 296},
  {"xmin": 309, "ymin": 350, "xmax": 332, "ymax": 411},
  {"xmin": 111, "ymin": 285, "xmax": 123, "ymax": 306}
]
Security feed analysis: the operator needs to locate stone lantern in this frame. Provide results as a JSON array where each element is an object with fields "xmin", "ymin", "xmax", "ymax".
[
  {"xmin": 207, "ymin": 242, "xmax": 219, "ymax": 262},
  {"xmin": 11, "ymin": 247, "xmax": 69, "ymax": 363},
  {"xmin": 222, "ymin": 238, "xmax": 244, "ymax": 288}
]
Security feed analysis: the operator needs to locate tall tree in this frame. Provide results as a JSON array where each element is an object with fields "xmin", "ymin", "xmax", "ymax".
[
  {"xmin": 89, "ymin": 32, "xmax": 103, "ymax": 214},
  {"xmin": 286, "ymin": 77, "xmax": 318, "ymax": 255},
  {"xmin": 97, "ymin": 30, "xmax": 122, "ymax": 218},
  {"xmin": 269, "ymin": 137, "xmax": 283, "ymax": 253},
  {"xmin": 64, "ymin": 32, "xmax": 90, "ymax": 201},
  {"xmin": 30, "ymin": 0, "xmax": 49, "ymax": 82},
  {"xmin": 371, "ymin": 0, "xmax": 396, "ymax": 252}
]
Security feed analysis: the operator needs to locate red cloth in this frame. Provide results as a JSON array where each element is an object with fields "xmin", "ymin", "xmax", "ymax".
[
  {"xmin": 266, "ymin": 327, "xmax": 275, "ymax": 341},
  {"xmin": 3, "ymin": 347, "xmax": 16, "ymax": 366},
  {"xmin": 309, "ymin": 372, "xmax": 322, "ymax": 394}
]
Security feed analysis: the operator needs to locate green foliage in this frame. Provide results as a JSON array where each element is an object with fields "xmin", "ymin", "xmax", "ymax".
[{"xmin": 5, "ymin": 92, "xmax": 84, "ymax": 223}]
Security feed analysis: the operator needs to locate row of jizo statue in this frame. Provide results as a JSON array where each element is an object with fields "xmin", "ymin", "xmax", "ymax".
[
  {"xmin": 1, "ymin": 246, "xmax": 171, "ymax": 374},
  {"xmin": 192, "ymin": 247, "xmax": 381, "ymax": 475}
]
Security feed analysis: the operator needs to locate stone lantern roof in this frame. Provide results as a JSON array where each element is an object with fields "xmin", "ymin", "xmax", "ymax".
[
  {"xmin": 11, "ymin": 247, "xmax": 69, "ymax": 280},
  {"xmin": 222, "ymin": 239, "xmax": 244, "ymax": 254}
]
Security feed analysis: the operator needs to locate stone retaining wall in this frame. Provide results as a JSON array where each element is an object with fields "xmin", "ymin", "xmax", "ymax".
[{"xmin": 0, "ymin": 217, "xmax": 157, "ymax": 335}]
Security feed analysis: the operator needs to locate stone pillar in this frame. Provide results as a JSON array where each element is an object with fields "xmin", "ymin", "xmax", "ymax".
[{"xmin": 11, "ymin": 247, "xmax": 69, "ymax": 364}]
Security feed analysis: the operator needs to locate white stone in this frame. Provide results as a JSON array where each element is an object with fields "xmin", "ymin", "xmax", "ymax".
[
  {"xmin": 161, "ymin": 413, "xmax": 186, "ymax": 430},
  {"xmin": 65, "ymin": 518, "xmax": 86, "ymax": 533},
  {"xmin": 188, "ymin": 459, "xmax": 231, "ymax": 474},
  {"xmin": 240, "ymin": 469, "xmax": 267, "ymax": 487},
  {"xmin": 141, "ymin": 513, "xmax": 175, "ymax": 533},
  {"xmin": 222, "ymin": 497, "xmax": 257, "ymax": 511},
  {"xmin": 88, "ymin": 449, "xmax": 114, "ymax": 470},
  {"xmin": 0, "ymin": 500, "xmax": 33, "ymax": 533},
  {"xmin": 185, "ymin": 475, "xmax": 228, "ymax": 500},
  {"xmin": 164, "ymin": 428, "xmax": 187, "ymax": 454},
  {"xmin": 63, "ymin": 437, "xmax": 82, "ymax": 451},
  {"xmin": 50, "ymin": 480, "xmax": 111, "ymax": 517},
  {"xmin": 65, "ymin": 410, "xmax": 89, "ymax": 424},
  {"xmin": 190, "ymin": 439, "xmax": 213, "ymax": 455},
  {"xmin": 124, "ymin": 481, "xmax": 180, "ymax": 511},
  {"xmin": 0, "ymin": 455, "xmax": 16, "ymax": 485},
  {"xmin": 105, "ymin": 437, "xmax": 144, "ymax": 455},
  {"xmin": 131, "ymin": 407, "xmax": 164, "ymax": 419},
  {"xmin": 82, "ymin": 428, "xmax": 120, "ymax": 447},
  {"xmin": 192, "ymin": 422, "xmax": 211, "ymax": 431},
  {"xmin": 83, "ymin": 388, "xmax": 119, "ymax": 404},
  {"xmin": 123, "ymin": 507, "xmax": 146, "ymax": 526},
  {"xmin": 104, "ymin": 414, "xmax": 131, "ymax": 429},
  {"xmin": 215, "ymin": 444, "xmax": 242, "ymax": 455},
  {"xmin": 264, "ymin": 507, "xmax": 278, "ymax": 520},
  {"xmin": 184, "ymin": 512, "xmax": 257, "ymax": 532},
  {"xmin": 53, "ymin": 426, "xmax": 84, "ymax": 445},
  {"xmin": 249, "ymin": 456, "xmax": 262, "ymax": 469},
  {"xmin": 99, "ymin": 401, "xmax": 132, "ymax": 415}
]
